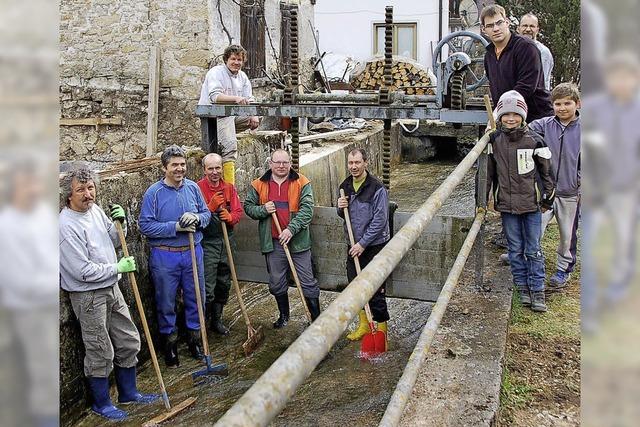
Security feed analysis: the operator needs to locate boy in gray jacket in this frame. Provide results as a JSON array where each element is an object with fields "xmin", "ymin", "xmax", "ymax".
[
  {"xmin": 529, "ymin": 83, "xmax": 581, "ymax": 291},
  {"xmin": 487, "ymin": 91, "xmax": 556, "ymax": 312}
]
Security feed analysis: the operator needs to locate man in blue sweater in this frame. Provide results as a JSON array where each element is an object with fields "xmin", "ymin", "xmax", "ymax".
[
  {"xmin": 337, "ymin": 148, "xmax": 390, "ymax": 341},
  {"xmin": 139, "ymin": 145, "xmax": 211, "ymax": 367}
]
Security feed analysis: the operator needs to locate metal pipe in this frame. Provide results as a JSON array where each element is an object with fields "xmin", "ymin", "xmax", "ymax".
[
  {"xmin": 296, "ymin": 92, "xmax": 381, "ymax": 104},
  {"xmin": 378, "ymin": 210, "xmax": 486, "ymax": 427},
  {"xmin": 213, "ymin": 132, "xmax": 490, "ymax": 427}
]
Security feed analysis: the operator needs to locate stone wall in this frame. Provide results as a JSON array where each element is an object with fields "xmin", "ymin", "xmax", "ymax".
[{"xmin": 60, "ymin": 0, "xmax": 316, "ymax": 165}]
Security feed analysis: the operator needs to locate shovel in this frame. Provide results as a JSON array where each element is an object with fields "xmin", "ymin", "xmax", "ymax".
[
  {"xmin": 114, "ymin": 221, "xmax": 197, "ymax": 426},
  {"xmin": 340, "ymin": 189, "xmax": 386, "ymax": 356},
  {"xmin": 221, "ymin": 221, "xmax": 265, "ymax": 356},
  {"xmin": 188, "ymin": 232, "xmax": 229, "ymax": 382},
  {"xmin": 270, "ymin": 212, "xmax": 313, "ymax": 323}
]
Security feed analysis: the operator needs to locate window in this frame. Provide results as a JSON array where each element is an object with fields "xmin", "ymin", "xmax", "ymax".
[{"xmin": 373, "ymin": 23, "xmax": 418, "ymax": 60}]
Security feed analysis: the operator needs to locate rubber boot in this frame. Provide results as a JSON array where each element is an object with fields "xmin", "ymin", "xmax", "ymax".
[
  {"xmin": 346, "ymin": 310, "xmax": 370, "ymax": 341},
  {"xmin": 162, "ymin": 332, "xmax": 179, "ymax": 368},
  {"xmin": 211, "ymin": 302, "xmax": 230, "ymax": 335},
  {"xmin": 222, "ymin": 161, "xmax": 235, "ymax": 185},
  {"xmin": 114, "ymin": 366, "xmax": 160, "ymax": 405},
  {"xmin": 305, "ymin": 297, "xmax": 321, "ymax": 321},
  {"xmin": 377, "ymin": 321, "xmax": 389, "ymax": 350},
  {"xmin": 515, "ymin": 283, "xmax": 531, "ymax": 307},
  {"xmin": 531, "ymin": 291, "xmax": 548, "ymax": 312},
  {"xmin": 273, "ymin": 293, "xmax": 290, "ymax": 329},
  {"xmin": 87, "ymin": 377, "xmax": 128, "ymax": 421},
  {"xmin": 187, "ymin": 329, "xmax": 204, "ymax": 360}
]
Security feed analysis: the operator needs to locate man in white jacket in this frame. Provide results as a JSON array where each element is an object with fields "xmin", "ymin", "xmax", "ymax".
[{"xmin": 198, "ymin": 44, "xmax": 260, "ymax": 184}]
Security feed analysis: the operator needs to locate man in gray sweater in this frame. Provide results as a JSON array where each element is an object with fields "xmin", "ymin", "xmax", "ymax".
[{"xmin": 59, "ymin": 168, "xmax": 158, "ymax": 421}]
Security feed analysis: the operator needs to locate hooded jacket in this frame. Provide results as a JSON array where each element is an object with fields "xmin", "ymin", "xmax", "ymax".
[
  {"xmin": 529, "ymin": 113, "xmax": 581, "ymax": 197},
  {"xmin": 487, "ymin": 125, "xmax": 556, "ymax": 214}
]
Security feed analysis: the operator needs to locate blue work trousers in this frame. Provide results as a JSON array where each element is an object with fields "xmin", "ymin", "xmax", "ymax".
[{"xmin": 149, "ymin": 245, "xmax": 205, "ymax": 334}]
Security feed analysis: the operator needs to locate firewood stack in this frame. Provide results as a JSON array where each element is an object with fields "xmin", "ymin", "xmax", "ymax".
[{"xmin": 350, "ymin": 58, "xmax": 436, "ymax": 95}]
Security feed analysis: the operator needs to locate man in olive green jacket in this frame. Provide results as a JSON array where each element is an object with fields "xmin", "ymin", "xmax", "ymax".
[{"xmin": 244, "ymin": 149, "xmax": 320, "ymax": 328}]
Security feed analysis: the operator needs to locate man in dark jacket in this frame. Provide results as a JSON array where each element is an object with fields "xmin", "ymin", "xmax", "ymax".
[
  {"xmin": 481, "ymin": 5, "xmax": 553, "ymax": 122},
  {"xmin": 337, "ymin": 148, "xmax": 390, "ymax": 341}
]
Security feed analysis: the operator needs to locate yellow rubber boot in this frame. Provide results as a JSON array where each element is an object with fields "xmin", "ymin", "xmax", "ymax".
[
  {"xmin": 346, "ymin": 310, "xmax": 370, "ymax": 341},
  {"xmin": 222, "ymin": 161, "xmax": 235, "ymax": 185},
  {"xmin": 377, "ymin": 321, "xmax": 388, "ymax": 350}
]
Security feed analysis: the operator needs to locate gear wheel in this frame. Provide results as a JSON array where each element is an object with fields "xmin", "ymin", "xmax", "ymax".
[{"xmin": 449, "ymin": 71, "xmax": 467, "ymax": 110}]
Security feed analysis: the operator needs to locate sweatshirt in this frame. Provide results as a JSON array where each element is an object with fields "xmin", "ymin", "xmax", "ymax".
[
  {"xmin": 529, "ymin": 113, "xmax": 581, "ymax": 197},
  {"xmin": 59, "ymin": 204, "xmax": 123, "ymax": 292}
]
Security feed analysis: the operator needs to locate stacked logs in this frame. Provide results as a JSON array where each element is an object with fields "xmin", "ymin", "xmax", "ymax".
[{"xmin": 350, "ymin": 58, "xmax": 435, "ymax": 95}]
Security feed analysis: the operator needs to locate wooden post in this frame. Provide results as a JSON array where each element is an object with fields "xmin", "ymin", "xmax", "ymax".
[{"xmin": 146, "ymin": 45, "xmax": 160, "ymax": 157}]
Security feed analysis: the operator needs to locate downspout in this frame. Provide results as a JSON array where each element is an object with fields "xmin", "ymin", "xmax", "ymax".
[{"xmin": 439, "ymin": 0, "xmax": 443, "ymax": 40}]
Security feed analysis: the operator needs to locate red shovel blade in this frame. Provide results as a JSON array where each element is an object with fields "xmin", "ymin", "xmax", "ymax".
[{"xmin": 361, "ymin": 330, "xmax": 387, "ymax": 357}]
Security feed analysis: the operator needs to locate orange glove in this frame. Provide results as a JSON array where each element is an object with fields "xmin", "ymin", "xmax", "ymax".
[
  {"xmin": 219, "ymin": 208, "xmax": 233, "ymax": 224},
  {"xmin": 207, "ymin": 191, "xmax": 225, "ymax": 212}
]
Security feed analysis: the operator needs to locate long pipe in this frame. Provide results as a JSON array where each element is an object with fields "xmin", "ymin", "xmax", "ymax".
[
  {"xmin": 213, "ymin": 132, "xmax": 491, "ymax": 427},
  {"xmin": 378, "ymin": 210, "xmax": 486, "ymax": 427}
]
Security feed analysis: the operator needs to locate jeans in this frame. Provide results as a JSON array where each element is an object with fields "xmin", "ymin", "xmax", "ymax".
[{"xmin": 501, "ymin": 211, "xmax": 546, "ymax": 292}]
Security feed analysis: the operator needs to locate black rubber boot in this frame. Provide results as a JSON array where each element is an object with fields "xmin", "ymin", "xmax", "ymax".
[
  {"xmin": 187, "ymin": 329, "xmax": 204, "ymax": 360},
  {"xmin": 162, "ymin": 332, "xmax": 179, "ymax": 368},
  {"xmin": 531, "ymin": 291, "xmax": 548, "ymax": 312},
  {"xmin": 211, "ymin": 302, "xmax": 230, "ymax": 336},
  {"xmin": 305, "ymin": 297, "xmax": 321, "ymax": 321},
  {"xmin": 273, "ymin": 293, "xmax": 290, "ymax": 329}
]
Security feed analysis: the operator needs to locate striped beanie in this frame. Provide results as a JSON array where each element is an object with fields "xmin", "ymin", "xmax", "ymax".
[{"xmin": 494, "ymin": 90, "xmax": 528, "ymax": 121}]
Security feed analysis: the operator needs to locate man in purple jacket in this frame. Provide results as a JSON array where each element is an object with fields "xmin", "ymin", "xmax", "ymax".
[
  {"xmin": 481, "ymin": 5, "xmax": 553, "ymax": 122},
  {"xmin": 337, "ymin": 148, "xmax": 390, "ymax": 341}
]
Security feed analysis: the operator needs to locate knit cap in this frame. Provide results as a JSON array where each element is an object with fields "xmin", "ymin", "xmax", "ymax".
[{"xmin": 494, "ymin": 90, "xmax": 528, "ymax": 121}]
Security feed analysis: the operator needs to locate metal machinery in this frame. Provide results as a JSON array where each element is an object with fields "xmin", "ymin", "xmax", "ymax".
[{"xmin": 196, "ymin": 6, "xmax": 491, "ymax": 188}]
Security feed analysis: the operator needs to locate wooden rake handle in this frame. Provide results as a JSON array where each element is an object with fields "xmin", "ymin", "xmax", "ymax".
[
  {"xmin": 340, "ymin": 189, "xmax": 376, "ymax": 328},
  {"xmin": 115, "ymin": 221, "xmax": 171, "ymax": 410},
  {"xmin": 270, "ymin": 212, "xmax": 313, "ymax": 323},
  {"xmin": 221, "ymin": 221, "xmax": 254, "ymax": 331},
  {"xmin": 484, "ymin": 94, "xmax": 496, "ymax": 130},
  {"xmin": 188, "ymin": 232, "xmax": 210, "ymax": 357}
]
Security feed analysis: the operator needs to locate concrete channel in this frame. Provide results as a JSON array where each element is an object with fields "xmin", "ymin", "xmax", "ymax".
[{"xmin": 60, "ymin": 122, "xmax": 512, "ymax": 426}]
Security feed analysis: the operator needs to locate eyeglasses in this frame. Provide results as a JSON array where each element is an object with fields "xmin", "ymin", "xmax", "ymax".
[
  {"xmin": 483, "ymin": 19, "xmax": 506, "ymax": 30},
  {"xmin": 270, "ymin": 161, "xmax": 290, "ymax": 166}
]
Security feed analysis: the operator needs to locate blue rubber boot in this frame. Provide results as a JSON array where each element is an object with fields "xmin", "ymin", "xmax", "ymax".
[
  {"xmin": 114, "ymin": 366, "xmax": 160, "ymax": 405},
  {"xmin": 87, "ymin": 377, "xmax": 128, "ymax": 421}
]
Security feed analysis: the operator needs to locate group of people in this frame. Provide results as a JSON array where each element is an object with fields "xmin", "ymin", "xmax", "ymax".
[
  {"xmin": 60, "ymin": 143, "xmax": 390, "ymax": 419},
  {"xmin": 60, "ymin": 6, "xmax": 586, "ymax": 420},
  {"xmin": 481, "ymin": 5, "xmax": 581, "ymax": 312}
]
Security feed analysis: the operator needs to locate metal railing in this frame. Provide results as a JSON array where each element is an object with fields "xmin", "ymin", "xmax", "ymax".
[{"xmin": 213, "ymin": 132, "xmax": 490, "ymax": 427}]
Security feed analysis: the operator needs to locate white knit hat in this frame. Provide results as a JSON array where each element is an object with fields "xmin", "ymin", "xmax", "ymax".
[{"xmin": 494, "ymin": 90, "xmax": 528, "ymax": 121}]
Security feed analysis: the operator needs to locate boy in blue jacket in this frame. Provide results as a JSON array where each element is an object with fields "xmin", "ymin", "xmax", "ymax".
[{"xmin": 529, "ymin": 83, "xmax": 581, "ymax": 292}]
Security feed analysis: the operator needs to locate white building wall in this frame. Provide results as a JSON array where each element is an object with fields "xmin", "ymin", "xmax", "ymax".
[{"xmin": 314, "ymin": 0, "xmax": 448, "ymax": 69}]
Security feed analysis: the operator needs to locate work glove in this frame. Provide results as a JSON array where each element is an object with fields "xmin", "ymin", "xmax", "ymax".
[
  {"xmin": 176, "ymin": 222, "xmax": 196, "ymax": 233},
  {"xmin": 108, "ymin": 204, "xmax": 126, "ymax": 223},
  {"xmin": 179, "ymin": 212, "xmax": 199, "ymax": 228},
  {"xmin": 116, "ymin": 256, "xmax": 137, "ymax": 273},
  {"xmin": 207, "ymin": 192, "xmax": 226, "ymax": 212},
  {"xmin": 540, "ymin": 194, "xmax": 554, "ymax": 212},
  {"xmin": 219, "ymin": 208, "xmax": 233, "ymax": 224}
]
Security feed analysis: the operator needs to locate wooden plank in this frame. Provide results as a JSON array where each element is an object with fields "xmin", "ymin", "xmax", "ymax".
[
  {"xmin": 299, "ymin": 128, "xmax": 358, "ymax": 142},
  {"xmin": 142, "ymin": 396, "xmax": 197, "ymax": 427},
  {"xmin": 60, "ymin": 117, "xmax": 122, "ymax": 127},
  {"xmin": 146, "ymin": 45, "xmax": 160, "ymax": 157}
]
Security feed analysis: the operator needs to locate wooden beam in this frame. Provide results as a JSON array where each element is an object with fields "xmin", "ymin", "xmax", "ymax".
[
  {"xmin": 60, "ymin": 117, "xmax": 123, "ymax": 130},
  {"xmin": 146, "ymin": 45, "xmax": 161, "ymax": 157}
]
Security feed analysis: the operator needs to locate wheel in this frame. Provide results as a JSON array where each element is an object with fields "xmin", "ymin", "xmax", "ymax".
[{"xmin": 432, "ymin": 31, "xmax": 489, "ymax": 91}]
